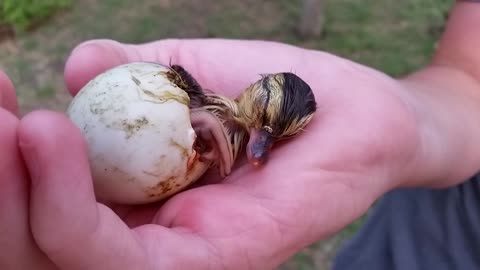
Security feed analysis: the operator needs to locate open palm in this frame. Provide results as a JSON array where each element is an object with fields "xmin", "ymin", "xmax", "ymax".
[{"xmin": 18, "ymin": 39, "xmax": 422, "ymax": 270}]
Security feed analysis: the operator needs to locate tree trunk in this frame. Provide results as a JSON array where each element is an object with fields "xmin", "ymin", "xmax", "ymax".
[
  {"xmin": 298, "ymin": 0, "xmax": 325, "ymax": 38},
  {"xmin": 0, "ymin": 23, "xmax": 14, "ymax": 43}
]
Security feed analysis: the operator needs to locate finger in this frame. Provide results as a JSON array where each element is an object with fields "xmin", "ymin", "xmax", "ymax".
[
  {"xmin": 18, "ymin": 110, "xmax": 149, "ymax": 270},
  {"xmin": 64, "ymin": 38, "xmax": 316, "ymax": 97},
  {"xmin": 0, "ymin": 70, "xmax": 18, "ymax": 114},
  {"xmin": 0, "ymin": 109, "xmax": 54, "ymax": 269},
  {"xmin": 64, "ymin": 39, "xmax": 129, "ymax": 96},
  {"xmin": 18, "ymin": 110, "xmax": 227, "ymax": 269}
]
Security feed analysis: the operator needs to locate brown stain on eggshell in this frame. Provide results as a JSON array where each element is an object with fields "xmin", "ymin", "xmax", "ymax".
[
  {"xmin": 143, "ymin": 143, "xmax": 206, "ymax": 199},
  {"xmin": 130, "ymin": 74, "xmax": 190, "ymax": 106},
  {"xmin": 89, "ymin": 101, "xmax": 112, "ymax": 115},
  {"xmin": 143, "ymin": 89, "xmax": 189, "ymax": 106},
  {"xmin": 107, "ymin": 116, "xmax": 150, "ymax": 139},
  {"xmin": 142, "ymin": 170, "xmax": 161, "ymax": 178},
  {"xmin": 169, "ymin": 138, "xmax": 190, "ymax": 159},
  {"xmin": 142, "ymin": 153, "xmax": 183, "ymax": 198},
  {"xmin": 145, "ymin": 175, "xmax": 177, "ymax": 198}
]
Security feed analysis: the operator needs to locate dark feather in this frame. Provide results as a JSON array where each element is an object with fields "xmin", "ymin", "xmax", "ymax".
[
  {"xmin": 167, "ymin": 65, "xmax": 206, "ymax": 108},
  {"xmin": 275, "ymin": 72, "xmax": 317, "ymax": 136}
]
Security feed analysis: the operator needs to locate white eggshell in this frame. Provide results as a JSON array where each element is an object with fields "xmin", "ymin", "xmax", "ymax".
[{"xmin": 66, "ymin": 62, "xmax": 209, "ymax": 204}]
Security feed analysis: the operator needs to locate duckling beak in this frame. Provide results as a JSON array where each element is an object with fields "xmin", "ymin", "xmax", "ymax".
[{"xmin": 246, "ymin": 128, "xmax": 274, "ymax": 167}]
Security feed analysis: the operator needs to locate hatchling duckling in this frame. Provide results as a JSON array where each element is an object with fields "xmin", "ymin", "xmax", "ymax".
[
  {"xmin": 205, "ymin": 72, "xmax": 317, "ymax": 167},
  {"xmin": 167, "ymin": 65, "xmax": 317, "ymax": 176}
]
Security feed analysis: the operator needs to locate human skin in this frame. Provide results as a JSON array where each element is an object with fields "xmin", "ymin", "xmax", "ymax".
[
  {"xmin": 1, "ymin": 2, "xmax": 480, "ymax": 269},
  {"xmin": 0, "ymin": 72, "xmax": 57, "ymax": 269}
]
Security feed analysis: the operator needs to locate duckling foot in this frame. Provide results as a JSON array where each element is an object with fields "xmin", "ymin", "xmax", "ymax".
[{"xmin": 190, "ymin": 108, "xmax": 233, "ymax": 177}]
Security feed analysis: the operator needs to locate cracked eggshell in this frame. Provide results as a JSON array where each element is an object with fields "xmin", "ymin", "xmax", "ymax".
[{"xmin": 66, "ymin": 62, "xmax": 209, "ymax": 205}]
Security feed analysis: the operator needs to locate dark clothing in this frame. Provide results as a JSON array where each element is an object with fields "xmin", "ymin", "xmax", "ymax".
[{"xmin": 332, "ymin": 174, "xmax": 480, "ymax": 270}]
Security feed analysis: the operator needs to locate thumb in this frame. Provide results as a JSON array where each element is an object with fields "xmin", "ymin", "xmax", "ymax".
[{"xmin": 18, "ymin": 110, "xmax": 149, "ymax": 270}]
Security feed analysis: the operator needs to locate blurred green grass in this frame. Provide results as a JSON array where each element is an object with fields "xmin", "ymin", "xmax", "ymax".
[
  {"xmin": 0, "ymin": 0, "xmax": 454, "ymax": 268},
  {"xmin": 0, "ymin": 0, "xmax": 72, "ymax": 32}
]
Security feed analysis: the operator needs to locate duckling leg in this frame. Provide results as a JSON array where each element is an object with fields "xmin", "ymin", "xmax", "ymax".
[{"xmin": 190, "ymin": 109, "xmax": 233, "ymax": 177}]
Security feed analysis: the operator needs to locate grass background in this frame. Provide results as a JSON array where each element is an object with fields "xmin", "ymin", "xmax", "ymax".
[{"xmin": 0, "ymin": 0, "xmax": 454, "ymax": 268}]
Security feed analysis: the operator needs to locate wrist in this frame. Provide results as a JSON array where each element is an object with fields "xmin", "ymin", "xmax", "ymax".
[
  {"xmin": 391, "ymin": 1, "xmax": 480, "ymax": 188},
  {"xmin": 398, "ymin": 65, "xmax": 480, "ymax": 188}
]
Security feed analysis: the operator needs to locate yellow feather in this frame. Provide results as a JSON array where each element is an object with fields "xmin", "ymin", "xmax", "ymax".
[{"xmin": 202, "ymin": 93, "xmax": 248, "ymax": 163}]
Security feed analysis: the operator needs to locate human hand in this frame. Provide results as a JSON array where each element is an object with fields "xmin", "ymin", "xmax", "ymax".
[
  {"xmin": 0, "ymin": 71, "xmax": 57, "ymax": 269},
  {"xmin": 17, "ymin": 39, "xmax": 428, "ymax": 269}
]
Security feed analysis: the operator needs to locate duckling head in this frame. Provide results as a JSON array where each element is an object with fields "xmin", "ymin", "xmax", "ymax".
[{"xmin": 236, "ymin": 72, "xmax": 317, "ymax": 167}]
